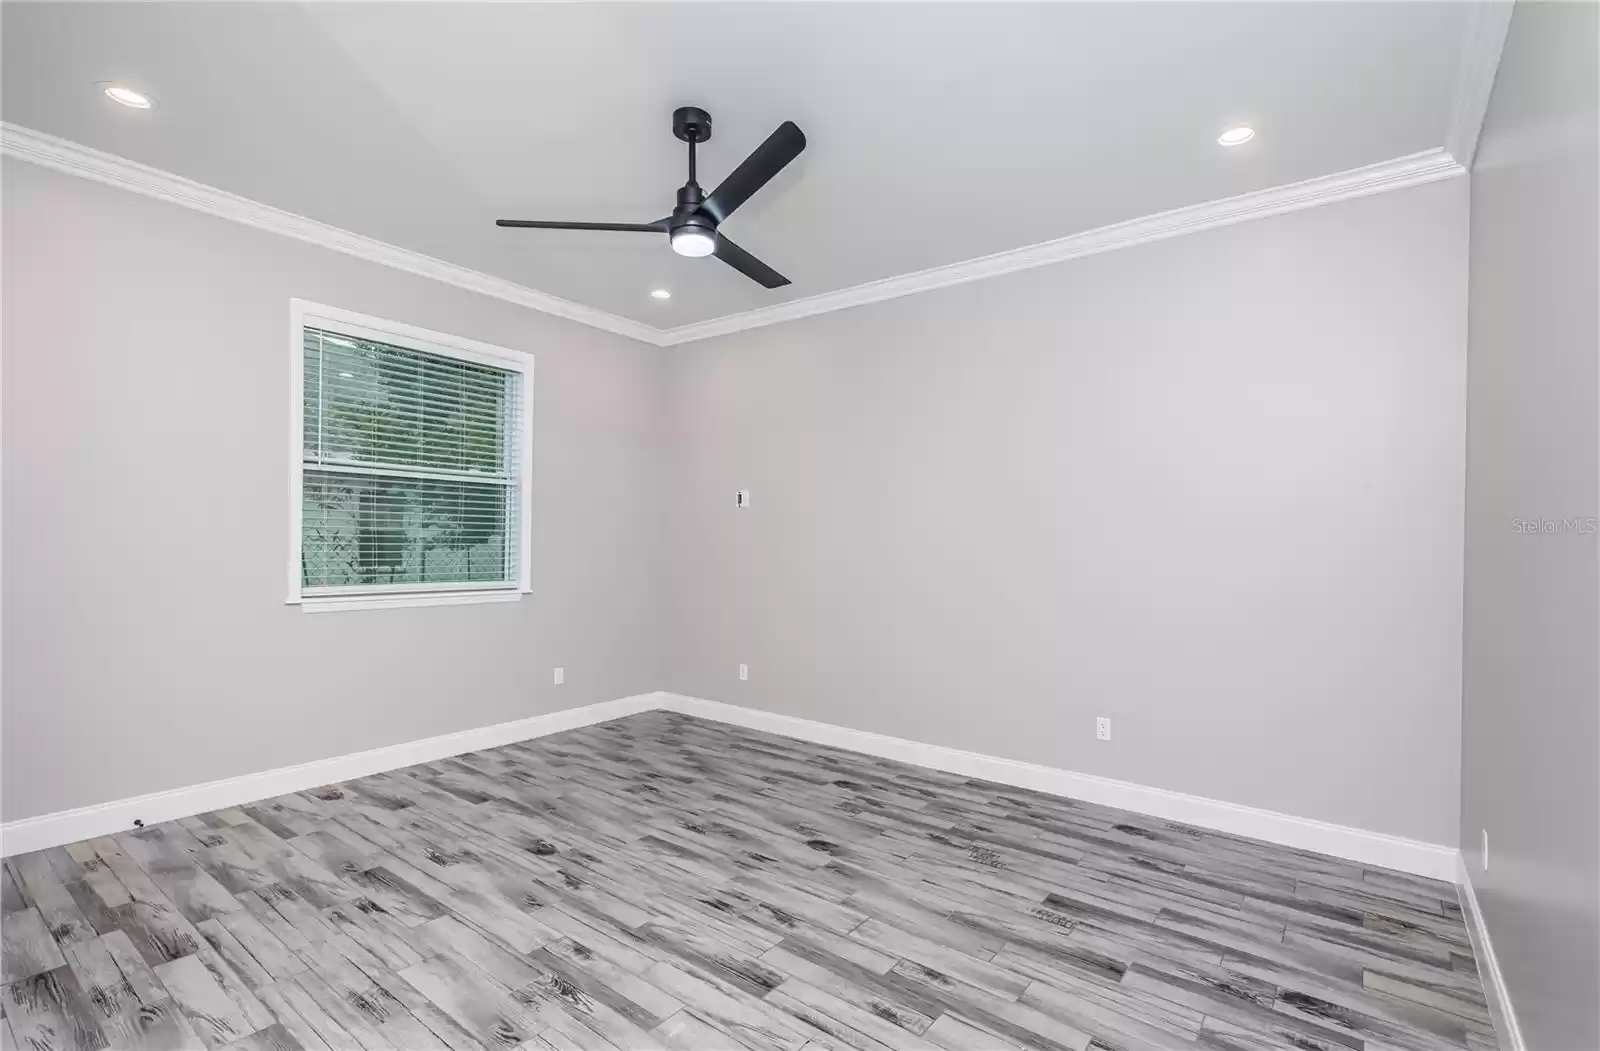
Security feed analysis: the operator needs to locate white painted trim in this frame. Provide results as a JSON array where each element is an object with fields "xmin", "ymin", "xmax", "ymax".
[
  {"xmin": 299, "ymin": 589, "xmax": 522, "ymax": 614},
  {"xmin": 1444, "ymin": 0, "xmax": 1515, "ymax": 170},
  {"xmin": 656, "ymin": 693, "xmax": 1461, "ymax": 881},
  {"xmin": 296, "ymin": 300, "xmax": 539, "ymax": 373},
  {"xmin": 0, "ymin": 123, "xmax": 661, "ymax": 345},
  {"xmin": 0, "ymin": 693, "xmax": 661, "ymax": 856},
  {"xmin": 652, "ymin": 149, "xmax": 1468, "ymax": 345},
  {"xmin": 3, "ymin": 123, "xmax": 1467, "ymax": 348},
  {"xmin": 286, "ymin": 299, "xmax": 535, "ymax": 610},
  {"xmin": 1456, "ymin": 853, "xmax": 1527, "ymax": 1051},
  {"xmin": 287, "ymin": 298, "xmax": 307, "ymax": 605}
]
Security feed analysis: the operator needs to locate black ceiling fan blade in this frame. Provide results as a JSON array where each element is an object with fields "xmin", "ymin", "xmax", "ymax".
[
  {"xmin": 700, "ymin": 121, "xmax": 806, "ymax": 224},
  {"xmin": 495, "ymin": 219, "xmax": 667, "ymax": 232},
  {"xmin": 714, "ymin": 234, "xmax": 790, "ymax": 288}
]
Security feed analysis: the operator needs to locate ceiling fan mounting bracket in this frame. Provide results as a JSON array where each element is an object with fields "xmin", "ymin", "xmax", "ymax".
[{"xmin": 672, "ymin": 106, "xmax": 713, "ymax": 144}]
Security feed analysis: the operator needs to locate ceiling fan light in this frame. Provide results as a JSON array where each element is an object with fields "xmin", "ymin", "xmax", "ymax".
[{"xmin": 670, "ymin": 227, "xmax": 716, "ymax": 258}]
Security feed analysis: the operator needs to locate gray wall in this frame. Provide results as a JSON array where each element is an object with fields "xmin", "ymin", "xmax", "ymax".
[
  {"xmin": 663, "ymin": 179, "xmax": 1470, "ymax": 845},
  {"xmin": 1, "ymin": 159, "xmax": 664, "ymax": 822},
  {"xmin": 1, "ymin": 140, "xmax": 1478, "ymax": 856},
  {"xmin": 1460, "ymin": 1, "xmax": 1600, "ymax": 1046}
]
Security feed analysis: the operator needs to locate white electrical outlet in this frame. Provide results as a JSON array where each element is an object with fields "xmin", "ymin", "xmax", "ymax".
[
  {"xmin": 553, "ymin": 667, "xmax": 564, "ymax": 685},
  {"xmin": 736, "ymin": 489, "xmax": 750, "ymax": 508},
  {"xmin": 1096, "ymin": 717, "xmax": 1111, "ymax": 741},
  {"xmin": 739, "ymin": 663, "xmax": 749, "ymax": 681},
  {"xmin": 1482, "ymin": 829, "xmax": 1489, "ymax": 871}
]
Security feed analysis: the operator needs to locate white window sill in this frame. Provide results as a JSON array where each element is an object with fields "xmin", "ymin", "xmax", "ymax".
[{"xmin": 291, "ymin": 590, "xmax": 525, "ymax": 614}]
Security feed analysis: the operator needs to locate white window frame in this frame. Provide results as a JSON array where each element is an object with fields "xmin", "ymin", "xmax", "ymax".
[{"xmin": 286, "ymin": 299, "xmax": 535, "ymax": 613}]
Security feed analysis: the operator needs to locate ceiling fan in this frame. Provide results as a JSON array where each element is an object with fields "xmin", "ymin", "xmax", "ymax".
[{"xmin": 496, "ymin": 107, "xmax": 805, "ymax": 289}]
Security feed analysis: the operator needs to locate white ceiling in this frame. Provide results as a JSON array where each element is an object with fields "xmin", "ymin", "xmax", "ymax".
[{"xmin": 2, "ymin": 2, "xmax": 1476, "ymax": 329}]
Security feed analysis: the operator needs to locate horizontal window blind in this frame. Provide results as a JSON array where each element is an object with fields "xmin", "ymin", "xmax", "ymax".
[{"xmin": 301, "ymin": 325, "xmax": 522, "ymax": 595}]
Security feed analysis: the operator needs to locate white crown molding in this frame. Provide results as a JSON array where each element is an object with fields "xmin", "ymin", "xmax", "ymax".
[
  {"xmin": 0, "ymin": 692, "xmax": 660, "ymax": 856},
  {"xmin": 0, "ymin": 122, "xmax": 663, "ymax": 346},
  {"xmin": 654, "ymin": 148, "xmax": 1467, "ymax": 345},
  {"xmin": 658, "ymin": 693, "xmax": 1461, "ymax": 881},
  {"xmin": 1456, "ymin": 854, "xmax": 1527, "ymax": 1051},
  {"xmin": 1444, "ymin": 0, "xmax": 1515, "ymax": 170},
  {"xmin": 5, "ymin": 122, "xmax": 1466, "ymax": 349}
]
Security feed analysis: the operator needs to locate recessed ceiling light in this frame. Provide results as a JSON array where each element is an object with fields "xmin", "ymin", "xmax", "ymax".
[
  {"xmin": 1217, "ymin": 126, "xmax": 1256, "ymax": 147},
  {"xmin": 100, "ymin": 84, "xmax": 153, "ymax": 109},
  {"xmin": 338, "ymin": 372, "xmax": 354, "ymax": 379},
  {"xmin": 650, "ymin": 289, "xmax": 672, "ymax": 300}
]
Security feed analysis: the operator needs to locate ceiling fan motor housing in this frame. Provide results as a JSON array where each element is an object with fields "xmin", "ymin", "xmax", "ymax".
[
  {"xmin": 668, "ymin": 187, "xmax": 718, "ymax": 256},
  {"xmin": 672, "ymin": 183, "xmax": 715, "ymax": 233}
]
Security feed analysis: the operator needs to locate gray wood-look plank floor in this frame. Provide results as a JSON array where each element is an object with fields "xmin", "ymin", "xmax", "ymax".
[{"xmin": 0, "ymin": 711, "xmax": 1495, "ymax": 1051}]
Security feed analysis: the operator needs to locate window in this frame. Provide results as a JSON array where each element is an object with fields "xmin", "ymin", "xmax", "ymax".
[{"xmin": 288, "ymin": 301, "xmax": 532, "ymax": 612}]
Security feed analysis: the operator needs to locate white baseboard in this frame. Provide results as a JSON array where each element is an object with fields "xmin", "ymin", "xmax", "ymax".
[
  {"xmin": 656, "ymin": 693, "xmax": 1460, "ymax": 882},
  {"xmin": 4, "ymin": 690, "xmax": 1459, "ymax": 886},
  {"xmin": 1456, "ymin": 854, "xmax": 1526, "ymax": 1051},
  {"xmin": 0, "ymin": 692, "xmax": 660, "ymax": 856}
]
